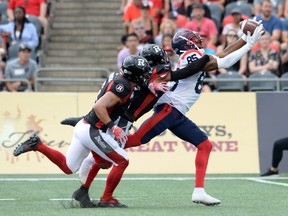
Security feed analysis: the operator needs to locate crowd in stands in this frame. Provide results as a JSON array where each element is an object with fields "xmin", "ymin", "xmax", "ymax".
[
  {"xmin": 0, "ymin": 0, "xmax": 49, "ymax": 92},
  {"xmin": 118, "ymin": 0, "xmax": 288, "ymax": 92}
]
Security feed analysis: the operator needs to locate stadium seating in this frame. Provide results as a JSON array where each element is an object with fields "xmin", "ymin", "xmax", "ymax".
[
  {"xmin": 224, "ymin": 2, "xmax": 253, "ymax": 17},
  {"xmin": 248, "ymin": 72, "xmax": 277, "ymax": 91},
  {"xmin": 280, "ymin": 72, "xmax": 288, "ymax": 91},
  {"xmin": 8, "ymin": 43, "xmax": 37, "ymax": 61},
  {"xmin": 216, "ymin": 71, "xmax": 244, "ymax": 91},
  {"xmin": 205, "ymin": 2, "xmax": 223, "ymax": 30}
]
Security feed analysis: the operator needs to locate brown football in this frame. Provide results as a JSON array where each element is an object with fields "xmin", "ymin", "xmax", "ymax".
[{"xmin": 240, "ymin": 20, "xmax": 260, "ymax": 35}]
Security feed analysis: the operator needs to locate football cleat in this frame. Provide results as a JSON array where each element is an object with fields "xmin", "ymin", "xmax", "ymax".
[
  {"xmin": 192, "ymin": 190, "xmax": 221, "ymax": 206},
  {"xmin": 60, "ymin": 116, "xmax": 83, "ymax": 127},
  {"xmin": 260, "ymin": 169, "xmax": 279, "ymax": 177},
  {"xmin": 72, "ymin": 187, "xmax": 96, "ymax": 208},
  {"xmin": 13, "ymin": 134, "xmax": 40, "ymax": 156},
  {"xmin": 97, "ymin": 197, "xmax": 128, "ymax": 208}
]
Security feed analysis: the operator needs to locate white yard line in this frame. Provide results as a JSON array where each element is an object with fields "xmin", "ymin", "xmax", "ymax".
[
  {"xmin": 0, "ymin": 199, "xmax": 16, "ymax": 201},
  {"xmin": 1, "ymin": 176, "xmax": 287, "ymax": 202},
  {"xmin": 0, "ymin": 176, "xmax": 288, "ymax": 181},
  {"xmin": 248, "ymin": 178, "xmax": 288, "ymax": 187}
]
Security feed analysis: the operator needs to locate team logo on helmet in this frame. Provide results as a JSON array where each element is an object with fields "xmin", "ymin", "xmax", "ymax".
[{"xmin": 116, "ymin": 84, "xmax": 124, "ymax": 93}]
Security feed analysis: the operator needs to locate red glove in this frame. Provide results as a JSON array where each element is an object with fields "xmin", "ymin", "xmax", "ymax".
[
  {"xmin": 111, "ymin": 125, "xmax": 128, "ymax": 145},
  {"xmin": 148, "ymin": 81, "xmax": 168, "ymax": 97}
]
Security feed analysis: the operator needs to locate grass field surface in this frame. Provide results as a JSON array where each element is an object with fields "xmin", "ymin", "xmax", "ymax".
[{"xmin": 0, "ymin": 174, "xmax": 287, "ymax": 216}]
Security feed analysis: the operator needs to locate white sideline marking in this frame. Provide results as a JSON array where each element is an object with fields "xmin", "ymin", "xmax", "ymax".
[
  {"xmin": 1, "ymin": 177, "xmax": 288, "ymax": 181},
  {"xmin": 50, "ymin": 198, "xmax": 72, "ymax": 201},
  {"xmin": 0, "ymin": 199, "xmax": 15, "ymax": 201},
  {"xmin": 249, "ymin": 178, "xmax": 288, "ymax": 187}
]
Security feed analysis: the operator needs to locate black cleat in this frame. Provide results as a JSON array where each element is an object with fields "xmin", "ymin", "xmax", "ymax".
[
  {"xmin": 13, "ymin": 134, "xmax": 40, "ymax": 157},
  {"xmin": 60, "ymin": 117, "xmax": 83, "ymax": 127},
  {"xmin": 98, "ymin": 197, "xmax": 128, "ymax": 208},
  {"xmin": 72, "ymin": 187, "xmax": 96, "ymax": 208},
  {"xmin": 261, "ymin": 169, "xmax": 279, "ymax": 177}
]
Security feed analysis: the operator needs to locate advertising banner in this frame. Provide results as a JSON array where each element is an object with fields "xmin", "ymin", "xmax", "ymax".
[{"xmin": 0, "ymin": 93, "xmax": 259, "ymax": 174}]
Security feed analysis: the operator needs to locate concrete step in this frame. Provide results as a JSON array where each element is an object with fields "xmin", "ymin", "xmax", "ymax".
[
  {"xmin": 52, "ymin": 1, "xmax": 120, "ymax": 9},
  {"xmin": 46, "ymin": 49, "xmax": 118, "ymax": 57},
  {"xmin": 38, "ymin": 69, "xmax": 109, "ymax": 78},
  {"xmin": 50, "ymin": 14, "xmax": 123, "ymax": 23},
  {"xmin": 48, "ymin": 35, "xmax": 122, "ymax": 43},
  {"xmin": 52, "ymin": 8, "xmax": 119, "ymax": 16},
  {"xmin": 42, "ymin": 56, "xmax": 117, "ymax": 66},
  {"xmin": 49, "ymin": 28, "xmax": 125, "ymax": 36},
  {"xmin": 51, "ymin": 22, "xmax": 123, "ymax": 29},
  {"xmin": 47, "ymin": 42, "xmax": 119, "ymax": 50},
  {"xmin": 37, "ymin": 82, "xmax": 103, "ymax": 92}
]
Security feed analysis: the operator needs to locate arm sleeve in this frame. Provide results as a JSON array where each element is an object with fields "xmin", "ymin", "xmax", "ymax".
[
  {"xmin": 170, "ymin": 54, "xmax": 209, "ymax": 81},
  {"xmin": 216, "ymin": 44, "xmax": 250, "ymax": 69}
]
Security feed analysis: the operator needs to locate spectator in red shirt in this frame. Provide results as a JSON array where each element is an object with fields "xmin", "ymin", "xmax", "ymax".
[
  {"xmin": 123, "ymin": 0, "xmax": 155, "ymax": 30},
  {"xmin": 184, "ymin": 3, "xmax": 218, "ymax": 46},
  {"xmin": 7, "ymin": 0, "xmax": 48, "ymax": 35}
]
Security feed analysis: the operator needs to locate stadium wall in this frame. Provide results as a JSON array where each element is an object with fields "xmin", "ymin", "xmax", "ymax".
[{"xmin": 0, "ymin": 92, "xmax": 285, "ymax": 174}]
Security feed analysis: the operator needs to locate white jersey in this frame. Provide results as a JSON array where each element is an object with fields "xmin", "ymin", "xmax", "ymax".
[{"xmin": 156, "ymin": 49, "xmax": 206, "ymax": 115}]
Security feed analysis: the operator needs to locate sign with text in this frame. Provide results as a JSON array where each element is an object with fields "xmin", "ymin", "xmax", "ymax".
[{"xmin": 0, "ymin": 93, "xmax": 259, "ymax": 174}]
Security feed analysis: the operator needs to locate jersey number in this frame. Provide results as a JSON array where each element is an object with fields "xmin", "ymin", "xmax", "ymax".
[
  {"xmin": 187, "ymin": 54, "xmax": 198, "ymax": 64},
  {"xmin": 195, "ymin": 72, "xmax": 206, "ymax": 94}
]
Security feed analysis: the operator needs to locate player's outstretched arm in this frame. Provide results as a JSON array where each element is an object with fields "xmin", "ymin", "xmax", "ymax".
[{"xmin": 203, "ymin": 24, "xmax": 265, "ymax": 72}]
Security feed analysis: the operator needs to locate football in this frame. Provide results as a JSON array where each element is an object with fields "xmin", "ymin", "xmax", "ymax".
[{"xmin": 239, "ymin": 20, "xmax": 260, "ymax": 35}]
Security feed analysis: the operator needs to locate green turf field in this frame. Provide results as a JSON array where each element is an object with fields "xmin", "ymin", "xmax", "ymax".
[{"xmin": 0, "ymin": 174, "xmax": 287, "ymax": 216}]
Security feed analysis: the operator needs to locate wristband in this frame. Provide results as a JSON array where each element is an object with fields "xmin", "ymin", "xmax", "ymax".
[{"xmin": 106, "ymin": 121, "xmax": 115, "ymax": 129}]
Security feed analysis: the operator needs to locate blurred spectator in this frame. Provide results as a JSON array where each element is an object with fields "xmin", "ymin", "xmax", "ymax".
[
  {"xmin": 154, "ymin": 18, "xmax": 177, "ymax": 45},
  {"xmin": 4, "ymin": 43, "xmax": 37, "ymax": 92},
  {"xmin": 7, "ymin": 0, "xmax": 48, "ymax": 35},
  {"xmin": 123, "ymin": 0, "xmax": 155, "ymax": 31},
  {"xmin": 184, "ymin": 3, "xmax": 218, "ymax": 46},
  {"xmin": 117, "ymin": 33, "xmax": 141, "ymax": 69},
  {"xmin": 248, "ymin": 32, "xmax": 280, "ymax": 77},
  {"xmin": 131, "ymin": 18, "xmax": 155, "ymax": 46},
  {"xmin": 199, "ymin": 31, "xmax": 216, "ymax": 54},
  {"xmin": 0, "ymin": 6, "xmax": 39, "ymax": 56},
  {"xmin": 280, "ymin": 45, "xmax": 288, "ymax": 75},
  {"xmin": 255, "ymin": 0, "xmax": 282, "ymax": 49},
  {"xmin": 221, "ymin": 8, "xmax": 244, "ymax": 44},
  {"xmin": 222, "ymin": 11, "xmax": 249, "ymax": 28},
  {"xmin": 280, "ymin": 17, "xmax": 288, "ymax": 74},
  {"xmin": 149, "ymin": 0, "xmax": 166, "ymax": 25},
  {"xmin": 128, "ymin": 3, "xmax": 158, "ymax": 38},
  {"xmin": 161, "ymin": 33, "xmax": 176, "ymax": 70},
  {"xmin": 281, "ymin": 17, "xmax": 288, "ymax": 49},
  {"xmin": 217, "ymin": 29, "xmax": 248, "ymax": 77},
  {"xmin": 284, "ymin": 0, "xmax": 288, "ymax": 17},
  {"xmin": 254, "ymin": 0, "xmax": 284, "ymax": 18},
  {"xmin": 177, "ymin": 0, "xmax": 212, "ymax": 18},
  {"xmin": 119, "ymin": 0, "xmax": 133, "ymax": 14}
]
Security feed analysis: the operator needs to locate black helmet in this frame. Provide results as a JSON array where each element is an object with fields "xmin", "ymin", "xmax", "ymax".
[
  {"xmin": 140, "ymin": 44, "xmax": 170, "ymax": 67},
  {"xmin": 121, "ymin": 55, "xmax": 151, "ymax": 85}
]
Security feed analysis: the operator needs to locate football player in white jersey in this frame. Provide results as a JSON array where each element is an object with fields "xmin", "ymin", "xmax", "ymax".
[{"xmin": 125, "ymin": 24, "xmax": 265, "ymax": 206}]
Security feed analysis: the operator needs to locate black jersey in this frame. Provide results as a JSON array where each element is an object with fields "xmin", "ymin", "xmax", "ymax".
[
  {"xmin": 84, "ymin": 72, "xmax": 133, "ymax": 130},
  {"xmin": 124, "ymin": 65, "xmax": 170, "ymax": 122}
]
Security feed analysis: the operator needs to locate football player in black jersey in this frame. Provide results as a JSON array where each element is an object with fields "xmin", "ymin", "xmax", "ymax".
[
  {"xmin": 13, "ymin": 55, "xmax": 152, "ymax": 208},
  {"xmin": 61, "ymin": 44, "xmax": 211, "ymax": 208}
]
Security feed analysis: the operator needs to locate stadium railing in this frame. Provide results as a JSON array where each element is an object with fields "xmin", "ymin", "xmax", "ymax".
[
  {"xmin": 1, "ymin": 78, "xmax": 32, "ymax": 91},
  {"xmin": 34, "ymin": 67, "xmax": 110, "ymax": 92},
  {"xmin": 206, "ymin": 77, "xmax": 288, "ymax": 92}
]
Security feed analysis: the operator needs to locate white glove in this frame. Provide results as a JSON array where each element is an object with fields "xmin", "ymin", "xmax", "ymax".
[
  {"xmin": 246, "ymin": 24, "xmax": 265, "ymax": 48},
  {"xmin": 148, "ymin": 81, "xmax": 168, "ymax": 97}
]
